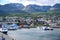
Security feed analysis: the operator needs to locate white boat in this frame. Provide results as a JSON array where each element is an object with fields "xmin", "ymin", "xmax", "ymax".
[
  {"xmin": 0, "ymin": 28, "xmax": 8, "ymax": 34},
  {"xmin": 0, "ymin": 24, "xmax": 8, "ymax": 34},
  {"xmin": 42, "ymin": 27, "xmax": 53, "ymax": 30},
  {"xmin": 37, "ymin": 26, "xmax": 53, "ymax": 30},
  {"xmin": 7, "ymin": 23, "xmax": 19, "ymax": 30}
]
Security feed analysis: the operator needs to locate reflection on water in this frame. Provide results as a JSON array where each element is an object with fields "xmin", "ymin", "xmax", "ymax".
[{"xmin": 8, "ymin": 28, "xmax": 60, "ymax": 40}]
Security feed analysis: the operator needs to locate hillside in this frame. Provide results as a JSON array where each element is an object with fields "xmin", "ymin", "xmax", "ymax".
[{"xmin": 0, "ymin": 3, "xmax": 60, "ymax": 16}]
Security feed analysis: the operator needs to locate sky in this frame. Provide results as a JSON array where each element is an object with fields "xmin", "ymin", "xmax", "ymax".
[{"xmin": 0, "ymin": 0, "xmax": 60, "ymax": 6}]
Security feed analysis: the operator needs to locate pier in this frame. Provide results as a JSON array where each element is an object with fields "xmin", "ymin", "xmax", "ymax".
[{"xmin": 0, "ymin": 32, "xmax": 14, "ymax": 40}]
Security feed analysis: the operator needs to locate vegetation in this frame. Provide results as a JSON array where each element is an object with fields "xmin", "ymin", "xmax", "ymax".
[{"xmin": 0, "ymin": 12, "xmax": 60, "ymax": 18}]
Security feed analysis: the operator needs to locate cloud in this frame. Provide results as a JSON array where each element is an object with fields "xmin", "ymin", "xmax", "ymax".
[
  {"xmin": 0, "ymin": 0, "xmax": 60, "ymax": 6},
  {"xmin": 55, "ymin": 0, "xmax": 60, "ymax": 3}
]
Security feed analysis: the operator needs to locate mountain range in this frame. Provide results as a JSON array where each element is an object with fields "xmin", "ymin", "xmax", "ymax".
[{"xmin": 0, "ymin": 3, "xmax": 60, "ymax": 16}]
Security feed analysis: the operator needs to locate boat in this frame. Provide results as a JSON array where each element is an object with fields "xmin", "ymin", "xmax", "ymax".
[
  {"xmin": 0, "ymin": 28, "xmax": 8, "ymax": 34},
  {"xmin": 42, "ymin": 27, "xmax": 53, "ymax": 30},
  {"xmin": 37, "ymin": 26, "xmax": 53, "ymax": 30},
  {"xmin": 7, "ymin": 23, "xmax": 19, "ymax": 30},
  {"xmin": 0, "ymin": 24, "xmax": 8, "ymax": 34}
]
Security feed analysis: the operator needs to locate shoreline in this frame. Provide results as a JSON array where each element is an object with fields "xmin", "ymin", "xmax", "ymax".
[{"xmin": 52, "ymin": 27, "xmax": 60, "ymax": 28}]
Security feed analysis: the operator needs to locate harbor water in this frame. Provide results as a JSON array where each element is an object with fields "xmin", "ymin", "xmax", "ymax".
[{"xmin": 8, "ymin": 28, "xmax": 60, "ymax": 40}]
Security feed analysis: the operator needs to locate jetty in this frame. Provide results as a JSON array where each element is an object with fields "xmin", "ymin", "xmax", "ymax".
[{"xmin": 0, "ymin": 32, "xmax": 14, "ymax": 40}]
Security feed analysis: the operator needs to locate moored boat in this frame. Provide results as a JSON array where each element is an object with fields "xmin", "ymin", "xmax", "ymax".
[
  {"xmin": 7, "ymin": 23, "xmax": 19, "ymax": 30},
  {"xmin": 43, "ymin": 27, "xmax": 53, "ymax": 30},
  {"xmin": 37, "ymin": 26, "xmax": 53, "ymax": 30},
  {"xmin": 0, "ymin": 24, "xmax": 8, "ymax": 34}
]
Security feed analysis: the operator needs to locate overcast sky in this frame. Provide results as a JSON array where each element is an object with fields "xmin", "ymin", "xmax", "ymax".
[{"xmin": 0, "ymin": 0, "xmax": 60, "ymax": 6}]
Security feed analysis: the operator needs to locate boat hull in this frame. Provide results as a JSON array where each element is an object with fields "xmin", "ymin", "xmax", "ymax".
[
  {"xmin": 2, "ymin": 31, "xmax": 8, "ymax": 35},
  {"xmin": 44, "ymin": 28, "xmax": 53, "ymax": 30}
]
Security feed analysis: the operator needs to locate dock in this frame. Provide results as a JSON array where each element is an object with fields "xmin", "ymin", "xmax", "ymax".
[{"xmin": 0, "ymin": 32, "xmax": 14, "ymax": 40}]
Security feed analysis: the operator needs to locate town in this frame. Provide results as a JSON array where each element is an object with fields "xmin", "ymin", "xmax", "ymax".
[{"xmin": 0, "ymin": 15, "xmax": 60, "ymax": 29}]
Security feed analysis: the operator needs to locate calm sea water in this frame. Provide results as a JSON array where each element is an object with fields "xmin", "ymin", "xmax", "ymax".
[{"xmin": 8, "ymin": 28, "xmax": 60, "ymax": 40}]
